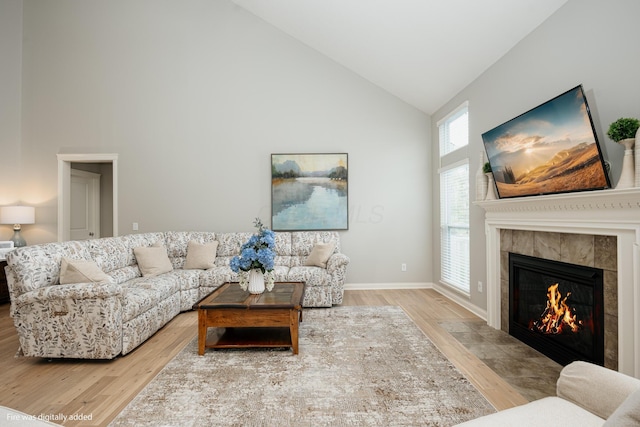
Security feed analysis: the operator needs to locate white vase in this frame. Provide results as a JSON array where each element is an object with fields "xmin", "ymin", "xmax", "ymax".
[
  {"xmin": 485, "ymin": 172, "xmax": 497, "ymax": 200},
  {"xmin": 616, "ymin": 138, "xmax": 635, "ymax": 189},
  {"xmin": 247, "ymin": 269, "xmax": 265, "ymax": 294},
  {"xmin": 475, "ymin": 152, "xmax": 488, "ymax": 201},
  {"xmin": 635, "ymin": 128, "xmax": 640, "ymax": 187}
]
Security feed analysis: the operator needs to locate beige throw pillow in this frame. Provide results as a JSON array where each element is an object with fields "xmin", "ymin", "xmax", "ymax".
[
  {"xmin": 60, "ymin": 258, "xmax": 112, "ymax": 284},
  {"xmin": 134, "ymin": 245, "xmax": 173, "ymax": 277},
  {"xmin": 184, "ymin": 240, "xmax": 218, "ymax": 269},
  {"xmin": 305, "ymin": 241, "xmax": 336, "ymax": 268}
]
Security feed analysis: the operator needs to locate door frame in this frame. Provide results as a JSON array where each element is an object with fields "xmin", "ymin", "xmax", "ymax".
[{"xmin": 57, "ymin": 153, "xmax": 119, "ymax": 242}]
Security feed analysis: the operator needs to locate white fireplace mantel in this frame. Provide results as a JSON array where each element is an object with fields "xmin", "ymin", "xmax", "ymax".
[{"xmin": 476, "ymin": 188, "xmax": 640, "ymax": 377}]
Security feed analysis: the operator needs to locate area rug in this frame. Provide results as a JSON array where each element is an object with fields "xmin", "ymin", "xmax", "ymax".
[{"xmin": 109, "ymin": 306, "xmax": 495, "ymax": 426}]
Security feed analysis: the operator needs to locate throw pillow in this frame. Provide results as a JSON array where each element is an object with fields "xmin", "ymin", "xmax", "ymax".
[
  {"xmin": 60, "ymin": 258, "xmax": 112, "ymax": 284},
  {"xmin": 305, "ymin": 241, "xmax": 336, "ymax": 268},
  {"xmin": 134, "ymin": 245, "xmax": 173, "ymax": 277},
  {"xmin": 184, "ymin": 240, "xmax": 218, "ymax": 269},
  {"xmin": 604, "ymin": 388, "xmax": 640, "ymax": 427}
]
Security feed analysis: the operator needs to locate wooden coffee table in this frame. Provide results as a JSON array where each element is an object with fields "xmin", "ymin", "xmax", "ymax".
[{"xmin": 193, "ymin": 281, "xmax": 305, "ymax": 355}]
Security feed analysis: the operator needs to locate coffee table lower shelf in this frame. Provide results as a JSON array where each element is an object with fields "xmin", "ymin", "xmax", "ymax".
[{"xmin": 205, "ymin": 327, "xmax": 293, "ymax": 351}]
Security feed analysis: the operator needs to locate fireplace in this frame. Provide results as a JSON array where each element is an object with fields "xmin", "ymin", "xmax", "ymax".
[
  {"xmin": 475, "ymin": 188, "xmax": 640, "ymax": 377},
  {"xmin": 509, "ymin": 253, "xmax": 604, "ymax": 366}
]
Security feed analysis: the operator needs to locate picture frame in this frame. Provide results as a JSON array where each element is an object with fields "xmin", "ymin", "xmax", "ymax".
[{"xmin": 271, "ymin": 153, "xmax": 348, "ymax": 231}]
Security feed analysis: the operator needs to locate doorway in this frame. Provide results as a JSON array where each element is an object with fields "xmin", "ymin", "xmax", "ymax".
[
  {"xmin": 57, "ymin": 153, "xmax": 118, "ymax": 242},
  {"xmin": 70, "ymin": 168, "xmax": 101, "ymax": 240}
]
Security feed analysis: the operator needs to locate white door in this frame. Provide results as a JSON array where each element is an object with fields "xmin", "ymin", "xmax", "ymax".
[{"xmin": 70, "ymin": 169, "xmax": 101, "ymax": 240}]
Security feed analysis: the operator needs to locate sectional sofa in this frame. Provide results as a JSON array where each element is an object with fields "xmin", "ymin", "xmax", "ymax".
[{"xmin": 4, "ymin": 230, "xmax": 349, "ymax": 359}]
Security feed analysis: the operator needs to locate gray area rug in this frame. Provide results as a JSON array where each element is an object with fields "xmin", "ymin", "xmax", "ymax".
[{"xmin": 109, "ymin": 306, "xmax": 495, "ymax": 426}]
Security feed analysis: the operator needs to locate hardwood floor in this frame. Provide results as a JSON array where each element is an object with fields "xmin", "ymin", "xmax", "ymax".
[{"xmin": 0, "ymin": 289, "xmax": 530, "ymax": 426}]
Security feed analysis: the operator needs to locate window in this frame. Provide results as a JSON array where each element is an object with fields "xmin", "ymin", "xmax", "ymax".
[
  {"xmin": 439, "ymin": 162, "xmax": 469, "ymax": 292},
  {"xmin": 438, "ymin": 102, "xmax": 469, "ymax": 157},
  {"xmin": 438, "ymin": 102, "xmax": 469, "ymax": 293}
]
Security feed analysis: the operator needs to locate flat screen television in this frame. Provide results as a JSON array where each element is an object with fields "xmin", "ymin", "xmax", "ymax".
[{"xmin": 481, "ymin": 85, "xmax": 611, "ymax": 199}]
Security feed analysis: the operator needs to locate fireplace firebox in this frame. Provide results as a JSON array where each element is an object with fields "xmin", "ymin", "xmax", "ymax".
[{"xmin": 509, "ymin": 253, "xmax": 604, "ymax": 366}]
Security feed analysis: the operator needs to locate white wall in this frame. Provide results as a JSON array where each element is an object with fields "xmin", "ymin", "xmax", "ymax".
[
  {"xmin": 11, "ymin": 0, "xmax": 432, "ymax": 284},
  {"xmin": 432, "ymin": 0, "xmax": 640, "ymax": 310},
  {"xmin": 0, "ymin": 0, "xmax": 23, "ymax": 213}
]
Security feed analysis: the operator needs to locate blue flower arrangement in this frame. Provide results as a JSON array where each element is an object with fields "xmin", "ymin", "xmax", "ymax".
[{"xmin": 230, "ymin": 218, "xmax": 276, "ymax": 291}]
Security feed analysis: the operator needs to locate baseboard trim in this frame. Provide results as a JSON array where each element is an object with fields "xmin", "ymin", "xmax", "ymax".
[
  {"xmin": 344, "ymin": 282, "xmax": 432, "ymax": 290},
  {"xmin": 343, "ymin": 282, "xmax": 488, "ymax": 322},
  {"xmin": 430, "ymin": 282, "xmax": 488, "ymax": 321}
]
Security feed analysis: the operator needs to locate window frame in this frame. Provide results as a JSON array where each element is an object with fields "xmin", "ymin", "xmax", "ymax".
[
  {"xmin": 437, "ymin": 101, "xmax": 469, "ymax": 159},
  {"xmin": 438, "ymin": 159, "xmax": 470, "ymax": 294},
  {"xmin": 437, "ymin": 100, "xmax": 470, "ymax": 295}
]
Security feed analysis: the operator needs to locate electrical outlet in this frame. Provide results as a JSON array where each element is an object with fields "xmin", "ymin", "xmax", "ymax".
[
  {"xmin": 132, "ymin": 222, "xmax": 139, "ymax": 231},
  {"xmin": 401, "ymin": 263, "xmax": 407, "ymax": 272},
  {"xmin": 478, "ymin": 281, "xmax": 483, "ymax": 292}
]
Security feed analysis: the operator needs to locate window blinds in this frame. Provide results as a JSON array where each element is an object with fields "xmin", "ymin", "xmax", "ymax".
[{"xmin": 440, "ymin": 162, "xmax": 470, "ymax": 292}]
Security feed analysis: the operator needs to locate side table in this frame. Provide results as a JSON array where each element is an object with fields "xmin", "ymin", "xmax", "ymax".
[{"xmin": 0, "ymin": 260, "xmax": 9, "ymax": 304}]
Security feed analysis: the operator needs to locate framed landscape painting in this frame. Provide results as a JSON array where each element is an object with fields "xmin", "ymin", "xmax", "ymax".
[
  {"xmin": 481, "ymin": 85, "xmax": 610, "ymax": 198},
  {"xmin": 271, "ymin": 153, "xmax": 348, "ymax": 231}
]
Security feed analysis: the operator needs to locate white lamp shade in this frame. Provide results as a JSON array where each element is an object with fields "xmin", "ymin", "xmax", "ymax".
[{"xmin": 0, "ymin": 206, "xmax": 35, "ymax": 225}]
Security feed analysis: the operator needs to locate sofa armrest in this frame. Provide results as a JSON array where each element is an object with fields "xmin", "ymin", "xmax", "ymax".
[
  {"xmin": 12, "ymin": 282, "xmax": 124, "ymax": 359},
  {"xmin": 557, "ymin": 361, "xmax": 640, "ymax": 419},
  {"xmin": 326, "ymin": 253, "xmax": 350, "ymax": 272},
  {"xmin": 14, "ymin": 282, "xmax": 122, "ymax": 309}
]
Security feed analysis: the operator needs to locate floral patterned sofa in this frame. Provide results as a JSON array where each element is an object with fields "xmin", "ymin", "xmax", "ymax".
[{"xmin": 4, "ymin": 231, "xmax": 349, "ymax": 359}]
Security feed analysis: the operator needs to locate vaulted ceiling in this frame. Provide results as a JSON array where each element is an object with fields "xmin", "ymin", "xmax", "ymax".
[{"xmin": 232, "ymin": 0, "xmax": 569, "ymax": 115}]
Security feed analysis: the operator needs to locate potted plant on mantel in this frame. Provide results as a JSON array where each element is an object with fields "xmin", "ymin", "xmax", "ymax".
[
  {"xmin": 483, "ymin": 162, "xmax": 498, "ymax": 200},
  {"xmin": 607, "ymin": 117, "xmax": 640, "ymax": 189}
]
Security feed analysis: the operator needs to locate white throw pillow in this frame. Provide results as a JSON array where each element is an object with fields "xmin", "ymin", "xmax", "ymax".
[
  {"xmin": 60, "ymin": 258, "xmax": 112, "ymax": 284},
  {"xmin": 134, "ymin": 245, "xmax": 173, "ymax": 277},
  {"xmin": 305, "ymin": 241, "xmax": 336, "ymax": 268},
  {"xmin": 184, "ymin": 240, "xmax": 218, "ymax": 269}
]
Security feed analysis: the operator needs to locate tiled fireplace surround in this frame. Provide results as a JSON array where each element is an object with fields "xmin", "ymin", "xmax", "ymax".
[
  {"xmin": 499, "ymin": 229, "xmax": 617, "ymax": 369},
  {"xmin": 477, "ymin": 188, "xmax": 640, "ymax": 378}
]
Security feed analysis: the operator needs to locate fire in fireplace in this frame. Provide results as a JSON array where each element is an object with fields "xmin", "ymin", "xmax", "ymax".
[
  {"xmin": 530, "ymin": 283, "xmax": 583, "ymax": 334},
  {"xmin": 509, "ymin": 253, "xmax": 604, "ymax": 366}
]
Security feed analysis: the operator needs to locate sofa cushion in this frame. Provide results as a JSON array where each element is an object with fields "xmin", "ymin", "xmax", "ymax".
[
  {"xmin": 107, "ymin": 266, "xmax": 142, "ymax": 285},
  {"xmin": 184, "ymin": 240, "xmax": 218, "ymax": 269},
  {"xmin": 199, "ymin": 267, "xmax": 237, "ymax": 289},
  {"xmin": 164, "ymin": 231, "xmax": 217, "ymax": 268},
  {"xmin": 272, "ymin": 265, "xmax": 290, "ymax": 282},
  {"xmin": 604, "ymin": 388, "xmax": 640, "ymax": 427},
  {"xmin": 290, "ymin": 231, "xmax": 340, "ymax": 267},
  {"xmin": 273, "ymin": 232, "xmax": 292, "ymax": 268},
  {"xmin": 60, "ymin": 258, "xmax": 112, "ymax": 284},
  {"xmin": 287, "ymin": 266, "xmax": 328, "ymax": 287},
  {"xmin": 6, "ymin": 241, "xmax": 92, "ymax": 295},
  {"xmin": 120, "ymin": 275, "xmax": 181, "ymax": 322},
  {"xmin": 291, "ymin": 231, "xmax": 341, "ymax": 255},
  {"xmin": 88, "ymin": 233, "xmax": 166, "ymax": 273},
  {"xmin": 453, "ymin": 396, "xmax": 604, "ymax": 427},
  {"xmin": 89, "ymin": 237, "xmax": 135, "ymax": 273},
  {"xmin": 305, "ymin": 241, "xmax": 336, "ymax": 268},
  {"xmin": 134, "ymin": 245, "xmax": 173, "ymax": 277},
  {"xmin": 213, "ymin": 232, "xmax": 253, "ymax": 270},
  {"xmin": 170, "ymin": 269, "xmax": 202, "ymax": 291}
]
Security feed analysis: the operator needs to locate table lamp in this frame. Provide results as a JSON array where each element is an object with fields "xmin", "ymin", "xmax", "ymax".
[{"xmin": 0, "ymin": 206, "xmax": 35, "ymax": 247}]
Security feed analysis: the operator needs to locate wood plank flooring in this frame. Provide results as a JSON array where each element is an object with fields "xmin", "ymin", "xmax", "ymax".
[{"xmin": 0, "ymin": 289, "xmax": 529, "ymax": 426}]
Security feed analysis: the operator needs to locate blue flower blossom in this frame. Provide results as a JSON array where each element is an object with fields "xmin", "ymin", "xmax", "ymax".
[{"xmin": 229, "ymin": 218, "xmax": 276, "ymax": 273}]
